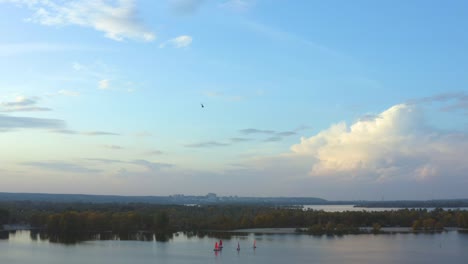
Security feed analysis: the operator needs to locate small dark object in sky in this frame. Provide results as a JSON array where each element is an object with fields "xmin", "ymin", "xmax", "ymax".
[{"xmin": 201, "ymin": 103, "xmax": 204, "ymax": 108}]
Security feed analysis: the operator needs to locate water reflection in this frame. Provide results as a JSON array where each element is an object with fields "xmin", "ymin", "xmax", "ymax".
[
  {"xmin": 2, "ymin": 230, "xmax": 468, "ymax": 264},
  {"xmin": 20, "ymin": 230, "xmax": 176, "ymax": 244},
  {"xmin": 0, "ymin": 230, "xmax": 9, "ymax": 239}
]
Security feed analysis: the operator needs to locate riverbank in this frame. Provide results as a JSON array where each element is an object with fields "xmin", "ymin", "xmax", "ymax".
[{"xmin": 230, "ymin": 227, "xmax": 468, "ymax": 234}]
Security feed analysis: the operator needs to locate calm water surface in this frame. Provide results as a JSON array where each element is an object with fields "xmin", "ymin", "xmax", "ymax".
[
  {"xmin": 1, "ymin": 231, "xmax": 467, "ymax": 263},
  {"xmin": 302, "ymin": 205, "xmax": 468, "ymax": 212}
]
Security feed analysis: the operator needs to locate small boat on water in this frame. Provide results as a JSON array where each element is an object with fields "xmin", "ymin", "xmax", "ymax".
[
  {"xmin": 253, "ymin": 240, "xmax": 257, "ymax": 249},
  {"xmin": 219, "ymin": 240, "xmax": 223, "ymax": 249},
  {"xmin": 237, "ymin": 242, "xmax": 240, "ymax": 251},
  {"xmin": 213, "ymin": 242, "xmax": 221, "ymax": 251}
]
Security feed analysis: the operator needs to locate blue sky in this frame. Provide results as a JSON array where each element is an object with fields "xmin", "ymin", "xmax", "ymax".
[{"xmin": 0, "ymin": 0, "xmax": 467, "ymax": 200}]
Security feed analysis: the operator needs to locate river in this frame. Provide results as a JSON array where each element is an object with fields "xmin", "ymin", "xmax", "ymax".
[
  {"xmin": 1, "ymin": 230, "xmax": 466, "ymax": 263},
  {"xmin": 302, "ymin": 205, "xmax": 468, "ymax": 212}
]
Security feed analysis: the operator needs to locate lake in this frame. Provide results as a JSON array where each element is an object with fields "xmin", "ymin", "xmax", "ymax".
[{"xmin": 1, "ymin": 230, "xmax": 467, "ymax": 263}]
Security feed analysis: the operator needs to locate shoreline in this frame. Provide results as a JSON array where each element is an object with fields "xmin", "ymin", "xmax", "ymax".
[{"xmin": 229, "ymin": 227, "xmax": 468, "ymax": 234}]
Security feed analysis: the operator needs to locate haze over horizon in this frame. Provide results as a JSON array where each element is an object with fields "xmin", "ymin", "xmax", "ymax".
[{"xmin": 0, "ymin": 0, "xmax": 467, "ymax": 200}]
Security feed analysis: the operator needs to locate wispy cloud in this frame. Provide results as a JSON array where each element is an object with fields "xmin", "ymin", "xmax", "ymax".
[
  {"xmin": 263, "ymin": 136, "xmax": 282, "ymax": 142},
  {"xmin": 411, "ymin": 91, "xmax": 468, "ymax": 113},
  {"xmin": 169, "ymin": 0, "xmax": 204, "ymax": 15},
  {"xmin": 3, "ymin": 0, "xmax": 155, "ymax": 41},
  {"xmin": 1, "ymin": 96, "xmax": 51, "ymax": 112},
  {"xmin": 230, "ymin": 137, "xmax": 251, "ymax": 142},
  {"xmin": 131, "ymin": 159, "xmax": 172, "ymax": 171},
  {"xmin": 220, "ymin": 0, "xmax": 255, "ymax": 12},
  {"xmin": 185, "ymin": 141, "xmax": 229, "ymax": 148},
  {"xmin": 82, "ymin": 131, "xmax": 120, "ymax": 136},
  {"xmin": 103, "ymin": 144, "xmax": 123, "ymax": 149},
  {"xmin": 277, "ymin": 131, "xmax": 296, "ymax": 137},
  {"xmin": 0, "ymin": 114, "xmax": 64, "ymax": 131},
  {"xmin": 146, "ymin": 150, "xmax": 164, "ymax": 155},
  {"xmin": 86, "ymin": 158, "xmax": 123, "ymax": 164},
  {"xmin": 22, "ymin": 161, "xmax": 101, "ymax": 173},
  {"xmin": 239, "ymin": 127, "xmax": 299, "ymax": 142},
  {"xmin": 160, "ymin": 35, "xmax": 193, "ymax": 48},
  {"xmin": 239, "ymin": 128, "xmax": 275, "ymax": 135},
  {"xmin": 86, "ymin": 158, "xmax": 171, "ymax": 171},
  {"xmin": 98, "ymin": 79, "xmax": 110, "ymax": 89},
  {"xmin": 52, "ymin": 130, "xmax": 120, "ymax": 136}
]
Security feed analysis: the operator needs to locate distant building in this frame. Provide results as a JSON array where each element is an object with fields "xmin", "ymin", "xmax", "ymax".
[{"xmin": 205, "ymin": 193, "xmax": 218, "ymax": 202}]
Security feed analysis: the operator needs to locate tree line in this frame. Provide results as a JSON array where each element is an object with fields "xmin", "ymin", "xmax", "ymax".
[{"xmin": 1, "ymin": 202, "xmax": 468, "ymax": 242}]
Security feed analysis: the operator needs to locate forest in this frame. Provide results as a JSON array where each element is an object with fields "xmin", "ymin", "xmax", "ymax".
[{"xmin": 1, "ymin": 201, "xmax": 468, "ymax": 243}]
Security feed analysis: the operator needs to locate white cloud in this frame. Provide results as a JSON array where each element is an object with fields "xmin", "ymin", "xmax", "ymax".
[
  {"xmin": 72, "ymin": 62, "xmax": 85, "ymax": 71},
  {"xmin": 3, "ymin": 0, "xmax": 155, "ymax": 42},
  {"xmin": 289, "ymin": 104, "xmax": 467, "ymax": 182},
  {"xmin": 98, "ymin": 79, "xmax": 110, "ymax": 89},
  {"xmin": 160, "ymin": 35, "xmax": 192, "ymax": 48}
]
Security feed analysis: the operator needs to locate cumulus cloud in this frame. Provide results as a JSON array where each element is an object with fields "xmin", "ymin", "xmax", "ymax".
[
  {"xmin": 289, "ymin": 104, "xmax": 467, "ymax": 182},
  {"xmin": 160, "ymin": 35, "xmax": 192, "ymax": 48},
  {"xmin": 3, "ymin": 0, "xmax": 155, "ymax": 41}
]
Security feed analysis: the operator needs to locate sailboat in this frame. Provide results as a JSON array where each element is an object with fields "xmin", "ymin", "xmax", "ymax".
[
  {"xmin": 237, "ymin": 242, "xmax": 240, "ymax": 251},
  {"xmin": 213, "ymin": 242, "xmax": 221, "ymax": 251},
  {"xmin": 253, "ymin": 240, "xmax": 257, "ymax": 249},
  {"xmin": 219, "ymin": 240, "xmax": 223, "ymax": 250}
]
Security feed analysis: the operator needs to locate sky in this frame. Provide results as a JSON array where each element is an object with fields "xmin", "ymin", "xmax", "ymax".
[{"xmin": 0, "ymin": 0, "xmax": 467, "ymax": 200}]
